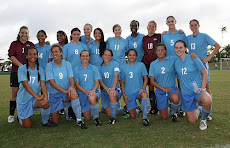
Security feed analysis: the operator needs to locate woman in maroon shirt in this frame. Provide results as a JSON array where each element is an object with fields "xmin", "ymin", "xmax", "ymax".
[{"xmin": 8, "ymin": 26, "xmax": 34, "ymax": 123}]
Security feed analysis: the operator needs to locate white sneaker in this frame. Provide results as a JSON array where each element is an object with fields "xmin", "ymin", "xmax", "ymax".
[
  {"xmin": 199, "ymin": 120, "xmax": 207, "ymax": 130},
  {"xmin": 8, "ymin": 115, "xmax": 14, "ymax": 123},
  {"xmin": 207, "ymin": 115, "xmax": 212, "ymax": 121}
]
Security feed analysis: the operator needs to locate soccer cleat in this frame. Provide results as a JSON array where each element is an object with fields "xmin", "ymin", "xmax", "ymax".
[
  {"xmin": 149, "ymin": 109, "xmax": 159, "ymax": 115},
  {"xmin": 94, "ymin": 118, "xmax": 101, "ymax": 127},
  {"xmin": 8, "ymin": 115, "xmax": 14, "ymax": 123},
  {"xmin": 178, "ymin": 110, "xmax": 185, "ymax": 117},
  {"xmin": 123, "ymin": 110, "xmax": 129, "ymax": 119},
  {"xmin": 199, "ymin": 120, "xmax": 207, "ymax": 130},
  {"xmin": 142, "ymin": 119, "xmax": 150, "ymax": 126},
  {"xmin": 207, "ymin": 115, "xmax": 212, "ymax": 121},
  {"xmin": 59, "ymin": 109, "xmax": 65, "ymax": 115},
  {"xmin": 172, "ymin": 114, "xmax": 178, "ymax": 122},
  {"xmin": 42, "ymin": 121, "xmax": 57, "ymax": 127},
  {"xmin": 107, "ymin": 117, "xmax": 116, "ymax": 125},
  {"xmin": 77, "ymin": 121, "xmax": 87, "ymax": 129}
]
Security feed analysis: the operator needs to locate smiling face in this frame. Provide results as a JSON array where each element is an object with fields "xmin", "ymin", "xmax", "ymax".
[
  {"xmin": 113, "ymin": 26, "xmax": 122, "ymax": 37},
  {"xmin": 51, "ymin": 46, "xmax": 62, "ymax": 61},
  {"xmin": 147, "ymin": 21, "xmax": 156, "ymax": 35},
  {"xmin": 156, "ymin": 45, "xmax": 166, "ymax": 59},
  {"xmin": 130, "ymin": 21, "xmax": 138, "ymax": 33},
  {"xmin": 37, "ymin": 31, "xmax": 47, "ymax": 43},
  {"xmin": 26, "ymin": 48, "xmax": 38, "ymax": 64},
  {"xmin": 94, "ymin": 29, "xmax": 102, "ymax": 41},
  {"xmin": 80, "ymin": 50, "xmax": 90, "ymax": 64},
  {"xmin": 189, "ymin": 20, "xmax": 200, "ymax": 34},
  {"xmin": 102, "ymin": 50, "xmax": 113, "ymax": 63},
  {"xmin": 84, "ymin": 25, "xmax": 92, "ymax": 36},
  {"xmin": 127, "ymin": 50, "xmax": 137, "ymax": 63},
  {"xmin": 71, "ymin": 30, "xmax": 81, "ymax": 42},
  {"xmin": 57, "ymin": 32, "xmax": 65, "ymax": 44},
  {"xmin": 19, "ymin": 28, "xmax": 29, "ymax": 42},
  {"xmin": 175, "ymin": 41, "xmax": 186, "ymax": 57},
  {"xmin": 166, "ymin": 17, "xmax": 176, "ymax": 29}
]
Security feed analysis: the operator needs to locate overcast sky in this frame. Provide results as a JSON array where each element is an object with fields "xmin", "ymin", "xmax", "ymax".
[{"xmin": 0, "ymin": 0, "xmax": 229, "ymax": 61}]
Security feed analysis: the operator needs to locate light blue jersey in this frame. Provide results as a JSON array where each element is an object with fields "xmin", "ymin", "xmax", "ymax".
[
  {"xmin": 161, "ymin": 30, "xmax": 187, "ymax": 56},
  {"xmin": 100, "ymin": 60, "xmax": 120, "ymax": 93},
  {"xmin": 88, "ymin": 41, "xmax": 103, "ymax": 67},
  {"xmin": 121, "ymin": 62, "xmax": 148, "ymax": 97},
  {"xmin": 106, "ymin": 37, "xmax": 128, "ymax": 66},
  {"xmin": 126, "ymin": 33, "xmax": 145, "ymax": 62},
  {"xmin": 62, "ymin": 41, "xmax": 88, "ymax": 69},
  {"xmin": 17, "ymin": 65, "xmax": 45, "ymax": 105},
  {"xmin": 81, "ymin": 35, "xmax": 94, "ymax": 45},
  {"xmin": 35, "ymin": 43, "xmax": 51, "ymax": 70},
  {"xmin": 46, "ymin": 60, "xmax": 73, "ymax": 94},
  {"xmin": 175, "ymin": 55, "xmax": 205, "ymax": 95},
  {"xmin": 74, "ymin": 64, "xmax": 101, "ymax": 95},
  {"xmin": 149, "ymin": 56, "xmax": 178, "ymax": 88},
  {"xmin": 187, "ymin": 32, "xmax": 216, "ymax": 60}
]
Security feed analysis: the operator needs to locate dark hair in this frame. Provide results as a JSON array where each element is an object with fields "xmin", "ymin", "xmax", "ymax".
[
  {"xmin": 37, "ymin": 30, "xmax": 47, "ymax": 36},
  {"xmin": 80, "ymin": 50, "xmax": 90, "ymax": 57},
  {"xmin": 17, "ymin": 26, "xmax": 29, "ymax": 41},
  {"xmin": 130, "ymin": 20, "xmax": 140, "ymax": 28},
  {"xmin": 51, "ymin": 44, "xmax": 62, "ymax": 52},
  {"xmin": 24, "ymin": 46, "xmax": 40, "ymax": 82},
  {"xmin": 112, "ymin": 24, "xmax": 121, "ymax": 32},
  {"xmin": 189, "ymin": 19, "xmax": 200, "ymax": 26},
  {"xmin": 155, "ymin": 43, "xmax": 167, "ymax": 57},
  {"xmin": 57, "ymin": 30, "xmax": 68, "ymax": 45},
  {"xmin": 127, "ymin": 49, "xmax": 138, "ymax": 56},
  {"xmin": 70, "ymin": 27, "xmax": 81, "ymax": 41},
  {"xmin": 103, "ymin": 49, "xmax": 113, "ymax": 57},
  {"xmin": 94, "ymin": 28, "xmax": 106, "ymax": 57},
  {"xmin": 175, "ymin": 40, "xmax": 188, "ymax": 54},
  {"xmin": 166, "ymin": 16, "xmax": 176, "ymax": 21}
]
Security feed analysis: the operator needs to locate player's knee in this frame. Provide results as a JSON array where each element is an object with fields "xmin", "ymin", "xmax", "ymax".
[{"xmin": 188, "ymin": 117, "xmax": 198, "ymax": 124}]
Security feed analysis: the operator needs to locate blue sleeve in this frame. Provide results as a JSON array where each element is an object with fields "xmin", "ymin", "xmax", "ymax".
[
  {"xmin": 125, "ymin": 39, "xmax": 128, "ymax": 52},
  {"xmin": 106, "ymin": 38, "xmax": 110, "ymax": 49},
  {"xmin": 120, "ymin": 67, "xmax": 125, "ymax": 80},
  {"xmin": 141, "ymin": 63, "xmax": 148, "ymax": 76},
  {"xmin": 18, "ymin": 65, "xmax": 27, "ymax": 83},
  {"xmin": 47, "ymin": 45, "xmax": 52, "ymax": 58},
  {"xmin": 73, "ymin": 67, "xmax": 79, "ymax": 82},
  {"xmin": 39, "ymin": 68, "xmax": 45, "ymax": 81},
  {"xmin": 62, "ymin": 44, "xmax": 68, "ymax": 59},
  {"xmin": 45, "ymin": 63, "xmax": 54, "ymax": 81},
  {"xmin": 114, "ymin": 62, "xmax": 120, "ymax": 74},
  {"xmin": 193, "ymin": 58, "xmax": 205, "ymax": 71},
  {"xmin": 66, "ymin": 62, "xmax": 74, "ymax": 78},
  {"xmin": 182, "ymin": 33, "xmax": 188, "ymax": 46},
  {"xmin": 161, "ymin": 35, "xmax": 165, "ymax": 44},
  {"xmin": 149, "ymin": 62, "xmax": 155, "ymax": 77},
  {"xmin": 205, "ymin": 34, "xmax": 216, "ymax": 46},
  {"xmin": 94, "ymin": 66, "xmax": 101, "ymax": 80}
]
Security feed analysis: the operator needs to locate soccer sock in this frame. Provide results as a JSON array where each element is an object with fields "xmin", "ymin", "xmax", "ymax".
[
  {"xmin": 71, "ymin": 99, "xmax": 82, "ymax": 122},
  {"xmin": 90, "ymin": 103, "xmax": 99, "ymax": 120},
  {"xmin": 209, "ymin": 94, "xmax": 212, "ymax": 116},
  {"xmin": 110, "ymin": 102, "xmax": 118, "ymax": 118},
  {"xmin": 10, "ymin": 101, "xmax": 16, "ymax": 116},
  {"xmin": 201, "ymin": 108, "xmax": 210, "ymax": 120},
  {"xmin": 171, "ymin": 102, "xmax": 180, "ymax": 115},
  {"xmin": 41, "ymin": 108, "xmax": 50, "ymax": 124},
  {"xmin": 141, "ymin": 98, "xmax": 149, "ymax": 119},
  {"xmin": 149, "ymin": 90, "xmax": 157, "ymax": 110}
]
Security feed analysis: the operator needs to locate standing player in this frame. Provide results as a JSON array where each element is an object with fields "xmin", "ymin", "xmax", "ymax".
[
  {"xmin": 46, "ymin": 44, "xmax": 86, "ymax": 129},
  {"xmin": 126, "ymin": 20, "xmax": 145, "ymax": 62},
  {"xmin": 8, "ymin": 26, "xmax": 34, "ymax": 123},
  {"xmin": 106, "ymin": 24, "xmax": 128, "ymax": 67},
  {"xmin": 149, "ymin": 43, "xmax": 180, "ymax": 122},
  {"xmin": 35, "ymin": 30, "xmax": 51, "ymax": 70},
  {"xmin": 81, "ymin": 23, "xmax": 94, "ymax": 45},
  {"xmin": 74, "ymin": 50, "xmax": 102, "ymax": 127},
  {"xmin": 142, "ymin": 20, "xmax": 161, "ymax": 115},
  {"xmin": 17, "ymin": 46, "xmax": 55, "ymax": 128},
  {"xmin": 174, "ymin": 40, "xmax": 212, "ymax": 130},
  {"xmin": 121, "ymin": 49, "xmax": 150, "ymax": 126},
  {"xmin": 99, "ymin": 49, "xmax": 122, "ymax": 124},
  {"xmin": 63, "ymin": 27, "xmax": 88, "ymax": 69},
  {"xmin": 187, "ymin": 19, "xmax": 221, "ymax": 120}
]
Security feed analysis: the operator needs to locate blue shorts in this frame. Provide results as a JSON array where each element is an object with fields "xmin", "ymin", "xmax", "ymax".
[
  {"xmin": 155, "ymin": 87, "xmax": 179, "ymax": 110},
  {"xmin": 203, "ymin": 62, "xmax": 210, "ymax": 83},
  {"xmin": 78, "ymin": 89, "xmax": 101, "ymax": 113},
  {"xmin": 181, "ymin": 90, "xmax": 206, "ymax": 112},
  {"xmin": 101, "ymin": 88, "xmax": 122, "ymax": 109},
  {"xmin": 49, "ymin": 93, "xmax": 70, "ymax": 113},
  {"xmin": 17, "ymin": 97, "xmax": 39, "ymax": 120},
  {"xmin": 126, "ymin": 91, "xmax": 140, "ymax": 111}
]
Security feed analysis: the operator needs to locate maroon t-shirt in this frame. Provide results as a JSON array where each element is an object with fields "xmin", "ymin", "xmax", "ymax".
[
  {"xmin": 142, "ymin": 34, "xmax": 161, "ymax": 64},
  {"xmin": 8, "ymin": 40, "xmax": 34, "ymax": 72}
]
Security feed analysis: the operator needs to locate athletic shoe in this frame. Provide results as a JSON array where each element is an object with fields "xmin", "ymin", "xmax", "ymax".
[
  {"xmin": 123, "ymin": 110, "xmax": 129, "ymax": 119},
  {"xmin": 207, "ymin": 115, "xmax": 212, "ymax": 121},
  {"xmin": 42, "ymin": 121, "xmax": 57, "ymax": 127},
  {"xmin": 94, "ymin": 118, "xmax": 101, "ymax": 127},
  {"xmin": 107, "ymin": 117, "xmax": 116, "ymax": 125},
  {"xmin": 172, "ymin": 114, "xmax": 178, "ymax": 122},
  {"xmin": 59, "ymin": 109, "xmax": 65, "ymax": 115},
  {"xmin": 77, "ymin": 121, "xmax": 87, "ymax": 129},
  {"xmin": 137, "ymin": 106, "xmax": 142, "ymax": 113},
  {"xmin": 8, "ymin": 115, "xmax": 14, "ymax": 123},
  {"xmin": 143, "ymin": 119, "xmax": 150, "ymax": 126},
  {"xmin": 178, "ymin": 110, "xmax": 185, "ymax": 117},
  {"xmin": 149, "ymin": 109, "xmax": 159, "ymax": 115},
  {"xmin": 199, "ymin": 120, "xmax": 207, "ymax": 130}
]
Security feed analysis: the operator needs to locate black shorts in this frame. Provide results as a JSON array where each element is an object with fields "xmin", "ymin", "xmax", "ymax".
[
  {"xmin": 145, "ymin": 64, "xmax": 151, "ymax": 85},
  {"xmin": 10, "ymin": 72, "xmax": 19, "ymax": 87}
]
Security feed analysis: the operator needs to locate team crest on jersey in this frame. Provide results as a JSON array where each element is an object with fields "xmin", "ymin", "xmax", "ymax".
[
  {"xmin": 26, "ymin": 44, "xmax": 30, "ymax": 47},
  {"xmin": 153, "ymin": 38, "xmax": 157, "ymax": 41}
]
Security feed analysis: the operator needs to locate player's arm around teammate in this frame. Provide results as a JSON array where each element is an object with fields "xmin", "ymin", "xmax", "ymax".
[
  {"xmin": 120, "ymin": 49, "xmax": 150, "ymax": 126},
  {"xmin": 46, "ymin": 44, "xmax": 86, "ymax": 129},
  {"xmin": 174, "ymin": 40, "xmax": 212, "ymax": 130},
  {"xmin": 99, "ymin": 49, "xmax": 122, "ymax": 124},
  {"xmin": 74, "ymin": 50, "xmax": 102, "ymax": 127}
]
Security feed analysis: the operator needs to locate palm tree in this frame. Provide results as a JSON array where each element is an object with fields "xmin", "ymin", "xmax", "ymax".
[{"xmin": 223, "ymin": 44, "xmax": 230, "ymax": 58}]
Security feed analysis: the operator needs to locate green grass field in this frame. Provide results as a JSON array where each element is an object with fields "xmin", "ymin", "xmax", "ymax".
[{"xmin": 0, "ymin": 71, "xmax": 230, "ymax": 148}]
